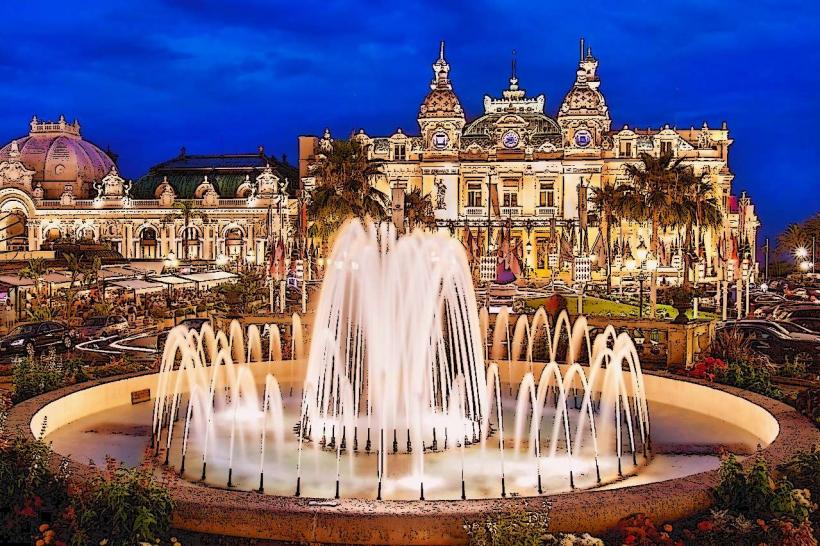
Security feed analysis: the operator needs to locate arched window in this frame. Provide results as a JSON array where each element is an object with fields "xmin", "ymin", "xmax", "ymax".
[
  {"xmin": 140, "ymin": 227, "xmax": 158, "ymax": 259},
  {"xmin": 225, "ymin": 227, "xmax": 244, "ymax": 256}
]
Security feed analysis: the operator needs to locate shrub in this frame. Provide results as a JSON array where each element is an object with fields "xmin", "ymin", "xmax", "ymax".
[
  {"xmin": 464, "ymin": 502, "xmax": 552, "ymax": 546},
  {"xmin": 0, "ymin": 436, "xmax": 72, "ymax": 544},
  {"xmin": 69, "ymin": 458, "xmax": 174, "ymax": 546},
  {"xmin": 779, "ymin": 446, "xmax": 820, "ymax": 531},
  {"xmin": 714, "ymin": 454, "xmax": 814, "ymax": 522},
  {"xmin": 705, "ymin": 330, "xmax": 782, "ymax": 398},
  {"xmin": 12, "ymin": 352, "xmax": 68, "ymax": 403}
]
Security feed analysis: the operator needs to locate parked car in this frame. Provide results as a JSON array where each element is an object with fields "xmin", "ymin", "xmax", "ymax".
[
  {"xmin": 156, "ymin": 318, "xmax": 212, "ymax": 351},
  {"xmin": 78, "ymin": 315, "xmax": 129, "ymax": 340},
  {"xmin": 787, "ymin": 317, "xmax": 820, "ymax": 334},
  {"xmin": 716, "ymin": 321, "xmax": 820, "ymax": 364},
  {"xmin": 0, "ymin": 321, "xmax": 76, "ymax": 355},
  {"xmin": 771, "ymin": 304, "xmax": 820, "ymax": 321}
]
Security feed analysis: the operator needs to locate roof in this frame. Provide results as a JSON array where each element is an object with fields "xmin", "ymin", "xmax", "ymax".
[
  {"xmin": 108, "ymin": 279, "xmax": 166, "ymax": 293},
  {"xmin": 180, "ymin": 270, "xmax": 237, "ymax": 283},
  {"xmin": 132, "ymin": 150, "xmax": 299, "ymax": 200}
]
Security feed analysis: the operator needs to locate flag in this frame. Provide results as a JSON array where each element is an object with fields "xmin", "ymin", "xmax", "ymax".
[{"xmin": 489, "ymin": 183, "xmax": 500, "ymax": 217}]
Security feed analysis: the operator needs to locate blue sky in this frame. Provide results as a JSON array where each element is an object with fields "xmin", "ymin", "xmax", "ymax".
[{"xmin": 1, "ymin": 0, "xmax": 817, "ymax": 239}]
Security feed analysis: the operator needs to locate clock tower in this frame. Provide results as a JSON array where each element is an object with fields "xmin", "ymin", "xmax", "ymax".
[
  {"xmin": 557, "ymin": 39, "xmax": 611, "ymax": 156},
  {"xmin": 417, "ymin": 41, "xmax": 465, "ymax": 156}
]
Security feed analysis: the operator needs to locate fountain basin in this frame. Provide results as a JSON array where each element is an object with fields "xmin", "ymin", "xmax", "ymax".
[{"xmin": 8, "ymin": 364, "xmax": 818, "ymax": 545}]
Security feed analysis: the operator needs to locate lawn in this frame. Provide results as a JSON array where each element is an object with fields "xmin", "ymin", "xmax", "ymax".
[{"xmin": 524, "ymin": 295, "xmax": 718, "ymax": 321}]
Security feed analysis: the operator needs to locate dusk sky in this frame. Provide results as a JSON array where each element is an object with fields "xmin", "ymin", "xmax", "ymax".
[{"xmin": 1, "ymin": 1, "xmax": 817, "ymax": 240}]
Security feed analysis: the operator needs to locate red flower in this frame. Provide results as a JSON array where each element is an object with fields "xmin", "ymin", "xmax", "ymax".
[
  {"xmin": 696, "ymin": 520, "xmax": 713, "ymax": 532},
  {"xmin": 624, "ymin": 535, "xmax": 636, "ymax": 544},
  {"xmin": 705, "ymin": 356, "xmax": 715, "ymax": 365}
]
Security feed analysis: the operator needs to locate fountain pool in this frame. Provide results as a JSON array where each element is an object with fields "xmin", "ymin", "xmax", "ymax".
[{"xmin": 19, "ymin": 220, "xmax": 812, "ymax": 543}]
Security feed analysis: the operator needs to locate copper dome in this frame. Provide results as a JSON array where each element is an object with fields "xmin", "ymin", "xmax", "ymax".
[{"xmin": 0, "ymin": 116, "xmax": 115, "ymax": 198}]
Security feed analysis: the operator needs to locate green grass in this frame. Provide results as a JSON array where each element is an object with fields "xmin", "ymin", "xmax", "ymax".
[{"xmin": 524, "ymin": 295, "xmax": 718, "ymax": 321}]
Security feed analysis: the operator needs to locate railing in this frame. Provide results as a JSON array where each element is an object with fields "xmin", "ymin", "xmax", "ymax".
[
  {"xmin": 36, "ymin": 198, "xmax": 263, "ymax": 210},
  {"xmin": 464, "ymin": 207, "xmax": 485, "ymax": 216},
  {"xmin": 500, "ymin": 206, "xmax": 522, "ymax": 217},
  {"xmin": 536, "ymin": 206, "xmax": 558, "ymax": 217}
]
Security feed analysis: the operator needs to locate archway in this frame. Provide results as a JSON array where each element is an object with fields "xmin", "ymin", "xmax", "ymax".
[
  {"xmin": 0, "ymin": 210, "xmax": 28, "ymax": 251},
  {"xmin": 225, "ymin": 227, "xmax": 245, "ymax": 257},
  {"xmin": 139, "ymin": 226, "xmax": 159, "ymax": 259},
  {"xmin": 178, "ymin": 225, "xmax": 202, "ymax": 260}
]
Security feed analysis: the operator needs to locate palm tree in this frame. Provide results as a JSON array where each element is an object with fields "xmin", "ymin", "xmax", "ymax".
[
  {"xmin": 777, "ymin": 223, "xmax": 808, "ymax": 257},
  {"xmin": 162, "ymin": 200, "xmax": 209, "ymax": 261},
  {"xmin": 621, "ymin": 152, "xmax": 691, "ymax": 317},
  {"xmin": 308, "ymin": 138, "xmax": 388, "ymax": 253},
  {"xmin": 19, "ymin": 258, "xmax": 50, "ymax": 299},
  {"xmin": 675, "ymin": 171, "xmax": 723, "ymax": 290},
  {"xmin": 589, "ymin": 183, "xmax": 624, "ymax": 294},
  {"xmin": 403, "ymin": 187, "xmax": 436, "ymax": 231}
]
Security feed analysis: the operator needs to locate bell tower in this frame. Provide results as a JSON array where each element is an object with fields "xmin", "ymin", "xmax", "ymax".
[{"xmin": 417, "ymin": 41, "xmax": 465, "ymax": 156}]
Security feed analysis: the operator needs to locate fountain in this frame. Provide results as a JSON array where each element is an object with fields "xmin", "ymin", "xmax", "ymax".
[
  {"xmin": 25, "ymin": 218, "xmax": 807, "ymax": 543},
  {"xmin": 150, "ymin": 221, "xmax": 650, "ymax": 500}
]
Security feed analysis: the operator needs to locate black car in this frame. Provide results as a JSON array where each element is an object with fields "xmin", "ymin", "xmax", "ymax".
[
  {"xmin": 0, "ymin": 321, "xmax": 76, "ymax": 355},
  {"xmin": 156, "ymin": 318, "xmax": 212, "ymax": 352},
  {"xmin": 716, "ymin": 322, "xmax": 820, "ymax": 364}
]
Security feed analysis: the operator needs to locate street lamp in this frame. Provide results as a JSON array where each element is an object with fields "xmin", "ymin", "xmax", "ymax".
[
  {"xmin": 215, "ymin": 253, "xmax": 229, "ymax": 267},
  {"xmin": 636, "ymin": 240, "xmax": 648, "ymax": 263},
  {"xmin": 163, "ymin": 252, "xmax": 178, "ymax": 271},
  {"xmin": 795, "ymin": 246, "xmax": 809, "ymax": 260}
]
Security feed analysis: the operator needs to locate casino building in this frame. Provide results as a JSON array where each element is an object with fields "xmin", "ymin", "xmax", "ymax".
[
  {"xmin": 299, "ymin": 41, "xmax": 760, "ymax": 283},
  {"xmin": 0, "ymin": 116, "xmax": 297, "ymax": 264}
]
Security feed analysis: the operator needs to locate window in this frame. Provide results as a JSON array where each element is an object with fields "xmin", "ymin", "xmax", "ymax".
[
  {"xmin": 467, "ymin": 182, "xmax": 483, "ymax": 207},
  {"xmin": 620, "ymin": 141, "xmax": 632, "ymax": 157},
  {"xmin": 539, "ymin": 182, "xmax": 554, "ymax": 207},
  {"xmin": 503, "ymin": 192, "xmax": 518, "ymax": 207},
  {"xmin": 393, "ymin": 144, "xmax": 406, "ymax": 161},
  {"xmin": 660, "ymin": 141, "xmax": 672, "ymax": 155}
]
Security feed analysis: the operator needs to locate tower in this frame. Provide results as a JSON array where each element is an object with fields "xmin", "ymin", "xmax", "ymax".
[
  {"xmin": 557, "ymin": 38, "xmax": 611, "ymax": 154},
  {"xmin": 417, "ymin": 41, "xmax": 465, "ymax": 155}
]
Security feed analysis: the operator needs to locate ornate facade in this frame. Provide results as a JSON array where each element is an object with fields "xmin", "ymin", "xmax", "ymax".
[
  {"xmin": 299, "ymin": 40, "xmax": 760, "ymax": 283},
  {"xmin": 0, "ymin": 118, "xmax": 297, "ymax": 263}
]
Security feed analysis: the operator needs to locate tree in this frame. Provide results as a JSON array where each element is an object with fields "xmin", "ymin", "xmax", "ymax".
[
  {"xmin": 19, "ymin": 258, "xmax": 50, "ymax": 299},
  {"xmin": 675, "ymin": 170, "xmax": 723, "ymax": 290},
  {"xmin": 403, "ymin": 187, "xmax": 436, "ymax": 231},
  {"xmin": 161, "ymin": 200, "xmax": 209, "ymax": 261},
  {"xmin": 588, "ymin": 183, "xmax": 624, "ymax": 294},
  {"xmin": 308, "ymin": 138, "xmax": 388, "ymax": 253},
  {"xmin": 621, "ymin": 152, "xmax": 692, "ymax": 317},
  {"xmin": 777, "ymin": 223, "xmax": 808, "ymax": 257}
]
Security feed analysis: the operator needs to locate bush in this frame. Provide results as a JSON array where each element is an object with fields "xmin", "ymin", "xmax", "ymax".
[
  {"xmin": 70, "ymin": 457, "xmax": 174, "ymax": 546},
  {"xmin": 714, "ymin": 454, "xmax": 814, "ymax": 522},
  {"xmin": 464, "ymin": 502, "xmax": 552, "ymax": 546},
  {"xmin": 12, "ymin": 352, "xmax": 68, "ymax": 403},
  {"xmin": 704, "ymin": 330, "xmax": 782, "ymax": 398},
  {"xmin": 0, "ymin": 436, "xmax": 72, "ymax": 544},
  {"xmin": 778, "ymin": 446, "xmax": 820, "ymax": 531}
]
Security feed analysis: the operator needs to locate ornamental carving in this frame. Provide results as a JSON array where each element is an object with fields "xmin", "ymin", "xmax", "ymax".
[
  {"xmin": 434, "ymin": 178, "xmax": 446, "ymax": 210},
  {"xmin": 0, "ymin": 140, "xmax": 35, "ymax": 192}
]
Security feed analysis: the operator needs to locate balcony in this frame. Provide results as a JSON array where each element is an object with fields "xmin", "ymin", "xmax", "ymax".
[
  {"xmin": 465, "ymin": 207, "xmax": 486, "ymax": 216},
  {"xmin": 500, "ymin": 206, "xmax": 523, "ymax": 217},
  {"xmin": 536, "ymin": 206, "xmax": 558, "ymax": 217}
]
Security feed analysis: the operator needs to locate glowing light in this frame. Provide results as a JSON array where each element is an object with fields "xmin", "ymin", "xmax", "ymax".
[{"xmin": 795, "ymin": 246, "xmax": 809, "ymax": 260}]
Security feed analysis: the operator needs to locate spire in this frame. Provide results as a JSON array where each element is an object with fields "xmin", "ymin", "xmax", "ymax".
[
  {"xmin": 509, "ymin": 49, "xmax": 519, "ymax": 91},
  {"xmin": 430, "ymin": 40, "xmax": 451, "ymax": 90},
  {"xmin": 579, "ymin": 37, "xmax": 585, "ymax": 61}
]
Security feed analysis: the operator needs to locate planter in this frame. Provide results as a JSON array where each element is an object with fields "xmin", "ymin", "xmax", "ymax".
[{"xmin": 672, "ymin": 301, "xmax": 691, "ymax": 324}]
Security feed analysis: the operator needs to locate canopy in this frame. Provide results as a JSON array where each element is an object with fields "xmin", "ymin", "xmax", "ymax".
[
  {"xmin": 107, "ymin": 279, "xmax": 166, "ymax": 294},
  {"xmin": 151, "ymin": 275, "xmax": 196, "ymax": 288},
  {"xmin": 0, "ymin": 275, "xmax": 35, "ymax": 288},
  {"xmin": 178, "ymin": 270, "xmax": 237, "ymax": 288}
]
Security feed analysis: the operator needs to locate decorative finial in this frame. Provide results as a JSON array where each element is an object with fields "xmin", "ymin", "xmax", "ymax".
[
  {"xmin": 579, "ymin": 37, "xmax": 585, "ymax": 61},
  {"xmin": 258, "ymin": 144, "xmax": 265, "ymax": 155},
  {"xmin": 439, "ymin": 40, "xmax": 445, "ymax": 62},
  {"xmin": 179, "ymin": 146, "xmax": 186, "ymax": 158}
]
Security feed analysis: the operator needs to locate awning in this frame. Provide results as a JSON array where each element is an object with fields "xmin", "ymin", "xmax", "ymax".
[
  {"xmin": 151, "ymin": 275, "xmax": 196, "ymax": 288},
  {"xmin": 0, "ymin": 275, "xmax": 35, "ymax": 288},
  {"xmin": 107, "ymin": 279, "xmax": 166, "ymax": 294},
  {"xmin": 127, "ymin": 261, "xmax": 165, "ymax": 275},
  {"xmin": 42, "ymin": 272, "xmax": 75, "ymax": 289},
  {"xmin": 178, "ymin": 270, "xmax": 237, "ymax": 288},
  {"xmin": 100, "ymin": 266, "xmax": 137, "ymax": 277}
]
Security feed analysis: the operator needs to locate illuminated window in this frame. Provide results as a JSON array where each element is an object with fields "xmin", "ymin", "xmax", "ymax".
[
  {"xmin": 393, "ymin": 144, "xmax": 406, "ymax": 161},
  {"xmin": 467, "ymin": 182, "xmax": 483, "ymax": 207},
  {"xmin": 539, "ymin": 182, "xmax": 554, "ymax": 207}
]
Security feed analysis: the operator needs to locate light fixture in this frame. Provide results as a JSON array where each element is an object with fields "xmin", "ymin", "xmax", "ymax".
[
  {"xmin": 589, "ymin": 252, "xmax": 597, "ymax": 262},
  {"xmin": 645, "ymin": 253, "xmax": 659, "ymax": 272},
  {"xmin": 625, "ymin": 257, "xmax": 637, "ymax": 272},
  {"xmin": 216, "ymin": 253, "xmax": 229, "ymax": 267},
  {"xmin": 800, "ymin": 261, "xmax": 811, "ymax": 272},
  {"xmin": 526, "ymin": 241, "xmax": 533, "ymax": 253},
  {"xmin": 636, "ymin": 240, "xmax": 648, "ymax": 262},
  {"xmin": 245, "ymin": 251, "xmax": 256, "ymax": 264},
  {"xmin": 795, "ymin": 246, "xmax": 809, "ymax": 260}
]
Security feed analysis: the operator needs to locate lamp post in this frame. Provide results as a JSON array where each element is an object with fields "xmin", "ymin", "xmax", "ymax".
[{"xmin": 625, "ymin": 241, "xmax": 657, "ymax": 319}]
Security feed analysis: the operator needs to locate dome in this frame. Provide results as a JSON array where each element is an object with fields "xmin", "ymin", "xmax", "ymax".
[
  {"xmin": 463, "ymin": 111, "xmax": 561, "ymax": 137},
  {"xmin": 419, "ymin": 88, "xmax": 464, "ymax": 119},
  {"xmin": 559, "ymin": 86, "xmax": 606, "ymax": 117},
  {"xmin": 0, "ymin": 116, "xmax": 114, "ymax": 199}
]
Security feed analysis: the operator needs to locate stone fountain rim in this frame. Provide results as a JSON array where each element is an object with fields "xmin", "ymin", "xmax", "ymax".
[{"xmin": 6, "ymin": 369, "xmax": 819, "ymax": 545}]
